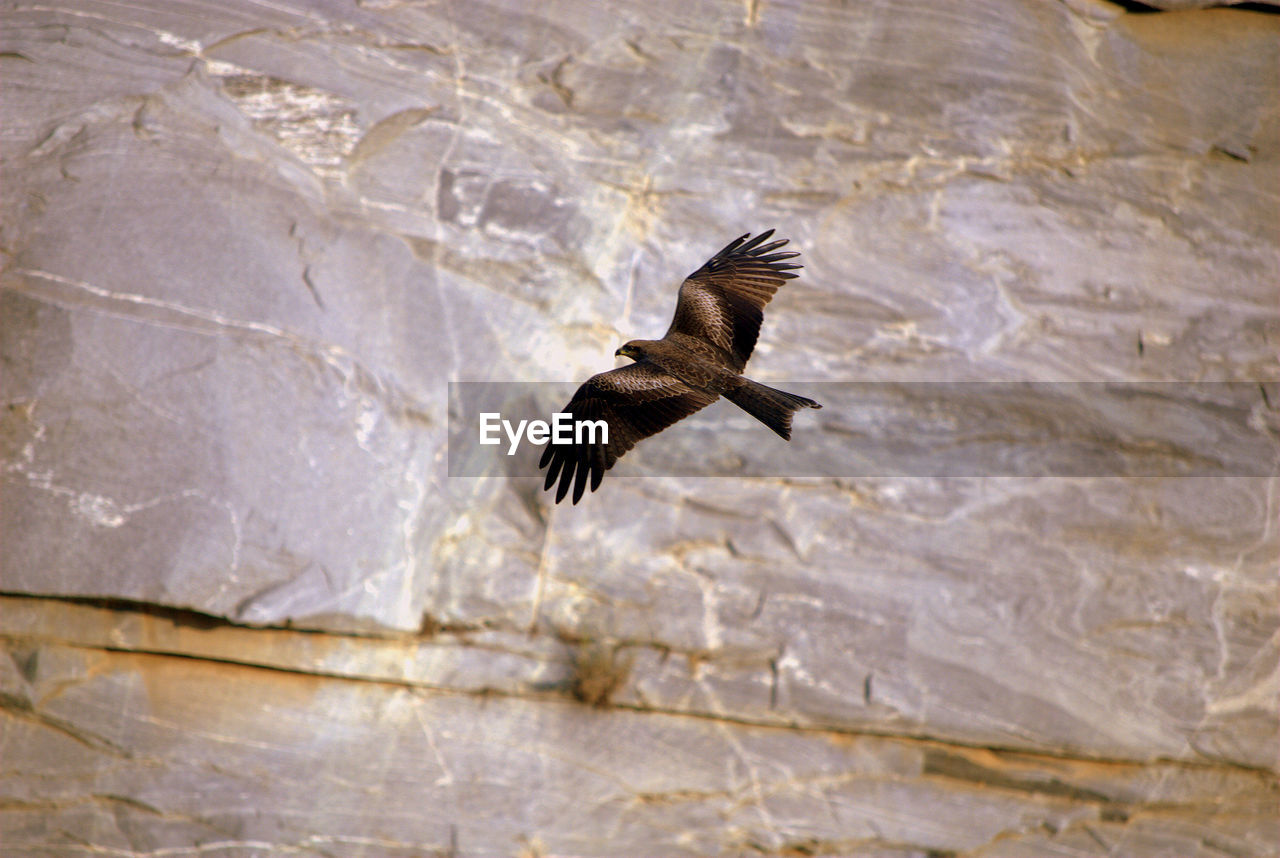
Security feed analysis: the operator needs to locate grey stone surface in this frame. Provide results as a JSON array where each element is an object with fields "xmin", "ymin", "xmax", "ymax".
[{"xmin": 1, "ymin": 0, "xmax": 1277, "ymax": 855}]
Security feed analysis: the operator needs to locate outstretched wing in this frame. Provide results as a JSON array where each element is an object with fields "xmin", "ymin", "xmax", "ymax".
[
  {"xmin": 664, "ymin": 229, "xmax": 802, "ymax": 372},
  {"xmin": 539, "ymin": 362, "xmax": 718, "ymax": 504}
]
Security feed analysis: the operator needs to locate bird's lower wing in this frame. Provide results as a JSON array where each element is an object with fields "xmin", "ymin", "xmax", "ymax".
[{"xmin": 539, "ymin": 362, "xmax": 718, "ymax": 504}]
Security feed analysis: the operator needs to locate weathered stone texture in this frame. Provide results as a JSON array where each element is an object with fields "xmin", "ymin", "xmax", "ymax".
[{"xmin": 1, "ymin": 0, "xmax": 1277, "ymax": 855}]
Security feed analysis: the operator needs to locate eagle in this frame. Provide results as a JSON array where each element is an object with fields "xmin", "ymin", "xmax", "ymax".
[{"xmin": 540, "ymin": 230, "xmax": 822, "ymax": 504}]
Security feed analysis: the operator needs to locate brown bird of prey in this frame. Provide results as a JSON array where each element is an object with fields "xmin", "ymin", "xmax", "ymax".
[{"xmin": 539, "ymin": 230, "xmax": 822, "ymax": 504}]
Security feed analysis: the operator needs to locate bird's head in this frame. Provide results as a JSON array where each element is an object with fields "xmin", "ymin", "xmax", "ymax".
[{"xmin": 615, "ymin": 342, "xmax": 643, "ymax": 361}]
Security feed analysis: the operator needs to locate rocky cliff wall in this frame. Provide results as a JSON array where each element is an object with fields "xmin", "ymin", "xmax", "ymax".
[{"xmin": 2, "ymin": 0, "xmax": 1277, "ymax": 855}]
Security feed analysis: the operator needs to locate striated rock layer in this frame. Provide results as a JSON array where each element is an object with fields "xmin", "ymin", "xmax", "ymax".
[{"xmin": 1, "ymin": 0, "xmax": 1277, "ymax": 855}]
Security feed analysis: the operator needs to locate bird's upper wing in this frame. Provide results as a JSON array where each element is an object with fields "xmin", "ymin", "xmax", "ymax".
[
  {"xmin": 539, "ymin": 361, "xmax": 718, "ymax": 504},
  {"xmin": 663, "ymin": 229, "xmax": 802, "ymax": 372}
]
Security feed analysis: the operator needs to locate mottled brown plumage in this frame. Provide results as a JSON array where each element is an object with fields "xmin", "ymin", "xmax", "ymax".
[{"xmin": 540, "ymin": 230, "xmax": 822, "ymax": 504}]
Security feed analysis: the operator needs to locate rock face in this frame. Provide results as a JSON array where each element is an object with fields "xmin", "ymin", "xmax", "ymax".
[{"xmin": 2, "ymin": 0, "xmax": 1277, "ymax": 855}]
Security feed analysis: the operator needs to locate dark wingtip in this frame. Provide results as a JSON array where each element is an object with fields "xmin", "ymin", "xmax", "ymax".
[
  {"xmin": 722, "ymin": 233, "xmax": 752, "ymax": 255},
  {"xmin": 704, "ymin": 229, "xmax": 802, "ymax": 274},
  {"xmin": 553, "ymin": 453, "xmax": 575, "ymax": 503},
  {"xmin": 589, "ymin": 449, "xmax": 605, "ymax": 492},
  {"xmin": 738, "ymin": 230, "xmax": 780, "ymax": 255},
  {"xmin": 571, "ymin": 455, "xmax": 590, "ymax": 504}
]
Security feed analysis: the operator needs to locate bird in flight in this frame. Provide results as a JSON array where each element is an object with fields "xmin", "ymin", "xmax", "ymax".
[{"xmin": 539, "ymin": 230, "xmax": 822, "ymax": 504}]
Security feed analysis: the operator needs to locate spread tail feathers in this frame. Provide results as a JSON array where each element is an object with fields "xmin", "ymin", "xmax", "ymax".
[{"xmin": 725, "ymin": 378, "xmax": 822, "ymax": 440}]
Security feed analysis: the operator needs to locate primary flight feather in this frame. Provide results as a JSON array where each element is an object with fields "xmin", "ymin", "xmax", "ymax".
[{"xmin": 540, "ymin": 230, "xmax": 822, "ymax": 504}]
